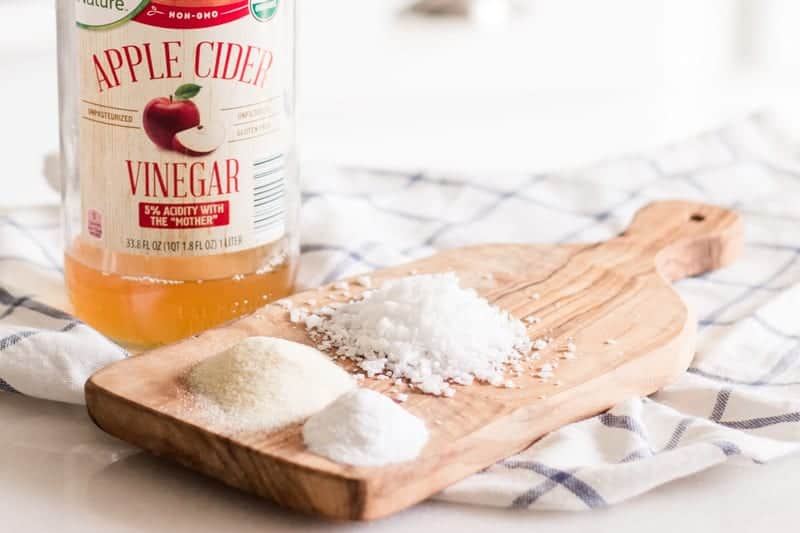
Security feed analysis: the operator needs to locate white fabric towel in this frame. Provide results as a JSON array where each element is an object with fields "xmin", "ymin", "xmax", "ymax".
[
  {"xmin": 1, "ymin": 113, "xmax": 799, "ymax": 509},
  {"xmin": 0, "ymin": 294, "xmax": 124, "ymax": 404}
]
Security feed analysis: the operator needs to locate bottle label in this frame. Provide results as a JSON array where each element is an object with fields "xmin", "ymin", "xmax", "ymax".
[{"xmin": 75, "ymin": 0, "xmax": 289, "ymax": 257}]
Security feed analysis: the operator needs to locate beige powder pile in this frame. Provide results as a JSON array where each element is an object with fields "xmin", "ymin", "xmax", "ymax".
[{"xmin": 187, "ymin": 337, "xmax": 355, "ymax": 431}]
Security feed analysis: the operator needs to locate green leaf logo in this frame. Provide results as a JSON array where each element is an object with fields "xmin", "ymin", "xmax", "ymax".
[
  {"xmin": 250, "ymin": 0, "xmax": 280, "ymax": 22},
  {"xmin": 174, "ymin": 84, "xmax": 202, "ymax": 101},
  {"xmin": 76, "ymin": 0, "xmax": 150, "ymax": 30}
]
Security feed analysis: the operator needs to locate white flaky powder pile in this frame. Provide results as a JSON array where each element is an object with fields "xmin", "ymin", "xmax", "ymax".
[
  {"xmin": 305, "ymin": 273, "xmax": 532, "ymax": 396},
  {"xmin": 187, "ymin": 337, "xmax": 355, "ymax": 431},
  {"xmin": 303, "ymin": 388, "xmax": 429, "ymax": 467}
]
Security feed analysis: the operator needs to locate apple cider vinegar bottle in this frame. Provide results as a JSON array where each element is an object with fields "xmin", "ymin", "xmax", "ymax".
[{"xmin": 57, "ymin": 0, "xmax": 299, "ymax": 347}]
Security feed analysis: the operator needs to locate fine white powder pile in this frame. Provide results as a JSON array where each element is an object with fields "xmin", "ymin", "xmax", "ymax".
[
  {"xmin": 187, "ymin": 337, "xmax": 355, "ymax": 431},
  {"xmin": 303, "ymin": 388, "xmax": 429, "ymax": 467},
  {"xmin": 305, "ymin": 273, "xmax": 532, "ymax": 396}
]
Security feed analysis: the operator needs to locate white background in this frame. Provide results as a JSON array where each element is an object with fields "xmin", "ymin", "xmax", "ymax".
[
  {"xmin": 1, "ymin": 0, "xmax": 799, "ymax": 531},
  {"xmin": 4, "ymin": 0, "xmax": 800, "ymax": 204}
]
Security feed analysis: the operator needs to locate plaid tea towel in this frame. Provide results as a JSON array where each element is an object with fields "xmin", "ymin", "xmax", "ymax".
[
  {"xmin": 0, "ymin": 208, "xmax": 125, "ymax": 404},
  {"xmin": 2, "ymin": 113, "xmax": 800, "ymax": 509}
]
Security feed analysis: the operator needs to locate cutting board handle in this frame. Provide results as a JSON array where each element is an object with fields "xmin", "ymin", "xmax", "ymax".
[{"xmin": 617, "ymin": 200, "xmax": 744, "ymax": 282}]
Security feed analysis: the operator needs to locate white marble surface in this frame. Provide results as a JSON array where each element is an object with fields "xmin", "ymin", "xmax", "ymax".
[
  {"xmin": 1, "ymin": 0, "xmax": 799, "ymax": 530},
  {"xmin": 3, "ymin": 392, "xmax": 800, "ymax": 532}
]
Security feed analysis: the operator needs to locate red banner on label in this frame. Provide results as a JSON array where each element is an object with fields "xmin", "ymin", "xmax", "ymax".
[
  {"xmin": 133, "ymin": 1, "xmax": 250, "ymax": 29},
  {"xmin": 139, "ymin": 201, "xmax": 230, "ymax": 229}
]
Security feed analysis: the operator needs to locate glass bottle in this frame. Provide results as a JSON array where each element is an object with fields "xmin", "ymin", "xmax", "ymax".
[{"xmin": 56, "ymin": 0, "xmax": 299, "ymax": 347}]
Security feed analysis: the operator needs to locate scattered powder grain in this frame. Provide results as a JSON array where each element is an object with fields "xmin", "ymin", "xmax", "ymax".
[
  {"xmin": 562, "ymin": 342, "xmax": 577, "ymax": 353},
  {"xmin": 275, "ymin": 299, "xmax": 293, "ymax": 310},
  {"xmin": 533, "ymin": 338, "xmax": 549, "ymax": 351},
  {"xmin": 187, "ymin": 337, "xmax": 355, "ymax": 431},
  {"xmin": 303, "ymin": 388, "xmax": 428, "ymax": 467},
  {"xmin": 355, "ymin": 275, "xmax": 373, "ymax": 288},
  {"xmin": 306, "ymin": 273, "xmax": 532, "ymax": 396}
]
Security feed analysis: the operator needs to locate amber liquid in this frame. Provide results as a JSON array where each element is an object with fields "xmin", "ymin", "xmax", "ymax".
[{"xmin": 65, "ymin": 238, "xmax": 295, "ymax": 348}]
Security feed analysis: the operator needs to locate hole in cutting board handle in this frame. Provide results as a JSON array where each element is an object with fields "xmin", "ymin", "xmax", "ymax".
[{"xmin": 614, "ymin": 201, "xmax": 744, "ymax": 283}]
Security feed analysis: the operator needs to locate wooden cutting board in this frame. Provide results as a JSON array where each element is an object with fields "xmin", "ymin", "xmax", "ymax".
[{"xmin": 86, "ymin": 200, "xmax": 743, "ymax": 521}]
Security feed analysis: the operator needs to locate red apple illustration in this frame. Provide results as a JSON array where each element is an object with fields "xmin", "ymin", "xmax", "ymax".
[{"xmin": 142, "ymin": 84, "xmax": 202, "ymax": 151}]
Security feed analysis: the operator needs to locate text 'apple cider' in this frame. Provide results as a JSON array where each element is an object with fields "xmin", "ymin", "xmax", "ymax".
[{"xmin": 57, "ymin": 0, "xmax": 299, "ymax": 347}]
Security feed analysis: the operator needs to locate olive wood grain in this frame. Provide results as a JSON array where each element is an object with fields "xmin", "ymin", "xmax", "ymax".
[{"xmin": 86, "ymin": 200, "xmax": 743, "ymax": 521}]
